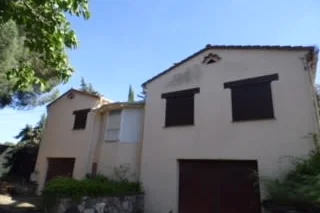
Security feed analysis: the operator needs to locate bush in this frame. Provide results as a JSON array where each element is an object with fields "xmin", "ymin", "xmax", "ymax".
[
  {"xmin": 42, "ymin": 175, "xmax": 143, "ymax": 199},
  {"xmin": 42, "ymin": 175, "xmax": 142, "ymax": 211},
  {"xmin": 265, "ymin": 133, "xmax": 320, "ymax": 203}
]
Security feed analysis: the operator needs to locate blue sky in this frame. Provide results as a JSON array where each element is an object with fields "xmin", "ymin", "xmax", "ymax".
[{"xmin": 0, "ymin": 0, "xmax": 320, "ymax": 142}]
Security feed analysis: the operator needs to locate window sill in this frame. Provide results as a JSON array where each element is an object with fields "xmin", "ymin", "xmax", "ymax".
[
  {"xmin": 232, "ymin": 117, "xmax": 276, "ymax": 123},
  {"xmin": 104, "ymin": 140, "xmax": 119, "ymax": 143},
  {"xmin": 72, "ymin": 128, "xmax": 86, "ymax": 131},
  {"xmin": 163, "ymin": 124, "xmax": 195, "ymax": 128}
]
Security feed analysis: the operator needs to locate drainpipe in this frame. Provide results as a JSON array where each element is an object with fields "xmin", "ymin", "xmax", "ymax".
[
  {"xmin": 137, "ymin": 105, "xmax": 145, "ymax": 180},
  {"xmin": 304, "ymin": 51, "xmax": 320, "ymax": 133},
  {"xmin": 86, "ymin": 109, "xmax": 98, "ymax": 176}
]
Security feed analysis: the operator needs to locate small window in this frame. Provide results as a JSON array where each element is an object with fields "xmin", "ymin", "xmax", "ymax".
[
  {"xmin": 105, "ymin": 110, "xmax": 121, "ymax": 141},
  {"xmin": 162, "ymin": 88, "xmax": 200, "ymax": 127},
  {"xmin": 73, "ymin": 109, "xmax": 90, "ymax": 130},
  {"xmin": 224, "ymin": 74, "xmax": 279, "ymax": 122}
]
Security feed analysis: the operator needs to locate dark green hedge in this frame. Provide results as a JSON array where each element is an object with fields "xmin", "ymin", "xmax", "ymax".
[{"xmin": 42, "ymin": 175, "xmax": 143, "ymax": 199}]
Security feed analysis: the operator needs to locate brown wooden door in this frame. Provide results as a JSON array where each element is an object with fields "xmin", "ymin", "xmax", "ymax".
[
  {"xmin": 179, "ymin": 160, "xmax": 261, "ymax": 213},
  {"xmin": 45, "ymin": 158, "xmax": 75, "ymax": 182}
]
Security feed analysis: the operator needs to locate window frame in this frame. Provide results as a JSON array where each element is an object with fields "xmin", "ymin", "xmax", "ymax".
[
  {"xmin": 162, "ymin": 88, "xmax": 200, "ymax": 127},
  {"xmin": 104, "ymin": 109, "xmax": 122, "ymax": 142},
  {"xmin": 73, "ymin": 108, "xmax": 90, "ymax": 130},
  {"xmin": 224, "ymin": 74, "xmax": 279, "ymax": 122}
]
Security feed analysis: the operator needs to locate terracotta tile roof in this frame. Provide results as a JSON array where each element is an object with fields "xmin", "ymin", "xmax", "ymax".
[
  {"xmin": 107, "ymin": 101, "xmax": 145, "ymax": 106},
  {"xmin": 142, "ymin": 45, "xmax": 317, "ymax": 87},
  {"xmin": 96, "ymin": 101, "xmax": 145, "ymax": 112}
]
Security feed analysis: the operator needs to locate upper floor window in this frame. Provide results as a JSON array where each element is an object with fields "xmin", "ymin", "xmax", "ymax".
[
  {"xmin": 162, "ymin": 88, "xmax": 200, "ymax": 127},
  {"xmin": 105, "ymin": 110, "xmax": 121, "ymax": 141},
  {"xmin": 224, "ymin": 74, "xmax": 279, "ymax": 122},
  {"xmin": 73, "ymin": 109, "xmax": 90, "ymax": 130}
]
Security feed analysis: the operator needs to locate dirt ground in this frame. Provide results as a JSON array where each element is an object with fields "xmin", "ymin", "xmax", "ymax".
[{"xmin": 0, "ymin": 194, "xmax": 41, "ymax": 212}]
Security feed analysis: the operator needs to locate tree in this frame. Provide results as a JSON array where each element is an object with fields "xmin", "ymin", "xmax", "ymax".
[
  {"xmin": 1, "ymin": 142, "xmax": 14, "ymax": 146},
  {"xmin": 0, "ymin": 0, "xmax": 90, "ymax": 106},
  {"xmin": 0, "ymin": 20, "xmax": 60, "ymax": 109},
  {"xmin": 128, "ymin": 85, "xmax": 135, "ymax": 102},
  {"xmin": 137, "ymin": 90, "xmax": 146, "ymax": 101},
  {"xmin": 79, "ymin": 77, "xmax": 100, "ymax": 96},
  {"xmin": 3, "ymin": 115, "xmax": 46, "ymax": 179}
]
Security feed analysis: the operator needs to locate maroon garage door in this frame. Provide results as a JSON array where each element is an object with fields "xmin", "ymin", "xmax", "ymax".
[
  {"xmin": 179, "ymin": 160, "xmax": 261, "ymax": 213},
  {"xmin": 45, "ymin": 158, "xmax": 75, "ymax": 182}
]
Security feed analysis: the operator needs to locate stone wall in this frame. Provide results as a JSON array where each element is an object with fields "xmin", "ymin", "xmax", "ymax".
[{"xmin": 53, "ymin": 194, "xmax": 144, "ymax": 213}]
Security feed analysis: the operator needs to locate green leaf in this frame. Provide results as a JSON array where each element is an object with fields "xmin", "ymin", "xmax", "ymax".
[{"xmin": 0, "ymin": 0, "xmax": 90, "ymax": 108}]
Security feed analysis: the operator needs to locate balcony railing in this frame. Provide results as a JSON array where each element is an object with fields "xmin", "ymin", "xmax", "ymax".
[{"xmin": 104, "ymin": 128, "xmax": 120, "ymax": 141}]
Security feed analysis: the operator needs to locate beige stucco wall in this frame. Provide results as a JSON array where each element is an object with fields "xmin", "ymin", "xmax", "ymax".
[
  {"xmin": 97, "ymin": 142, "xmax": 142, "ymax": 180},
  {"xmin": 94, "ymin": 108, "xmax": 143, "ymax": 180},
  {"xmin": 34, "ymin": 92, "xmax": 101, "ymax": 194},
  {"xmin": 140, "ymin": 49, "xmax": 319, "ymax": 213}
]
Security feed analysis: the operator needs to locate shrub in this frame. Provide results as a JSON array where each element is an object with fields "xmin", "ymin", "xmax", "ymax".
[
  {"xmin": 265, "ymin": 133, "xmax": 320, "ymax": 203},
  {"xmin": 42, "ymin": 175, "xmax": 142, "ymax": 198},
  {"xmin": 42, "ymin": 175, "xmax": 142, "ymax": 211}
]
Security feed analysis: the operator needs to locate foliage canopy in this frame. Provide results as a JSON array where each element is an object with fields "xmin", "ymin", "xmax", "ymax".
[
  {"xmin": 0, "ymin": 0, "xmax": 90, "ymax": 108},
  {"xmin": 265, "ymin": 134, "xmax": 320, "ymax": 203}
]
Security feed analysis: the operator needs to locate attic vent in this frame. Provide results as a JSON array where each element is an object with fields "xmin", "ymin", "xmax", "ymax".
[
  {"xmin": 202, "ymin": 53, "xmax": 221, "ymax": 64},
  {"xmin": 67, "ymin": 92, "xmax": 75, "ymax": 99}
]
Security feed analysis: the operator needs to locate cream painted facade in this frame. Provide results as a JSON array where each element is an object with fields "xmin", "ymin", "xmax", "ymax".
[
  {"xmin": 140, "ymin": 47, "xmax": 319, "ymax": 213},
  {"xmin": 34, "ymin": 45, "xmax": 319, "ymax": 212},
  {"xmin": 94, "ymin": 106, "xmax": 144, "ymax": 180},
  {"xmin": 34, "ymin": 90, "xmax": 144, "ymax": 194}
]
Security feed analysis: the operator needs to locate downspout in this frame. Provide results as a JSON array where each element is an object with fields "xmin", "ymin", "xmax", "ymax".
[
  {"xmin": 303, "ymin": 50, "xmax": 320, "ymax": 133},
  {"xmin": 94, "ymin": 111, "xmax": 106, "ymax": 172},
  {"xmin": 136, "ymin": 105, "xmax": 145, "ymax": 180},
  {"xmin": 86, "ymin": 110, "xmax": 97, "ymax": 175},
  {"xmin": 88, "ymin": 106, "xmax": 109, "ymax": 176},
  {"xmin": 138, "ymin": 89, "xmax": 147, "ymax": 181},
  {"xmin": 86, "ymin": 99, "xmax": 106, "ymax": 176}
]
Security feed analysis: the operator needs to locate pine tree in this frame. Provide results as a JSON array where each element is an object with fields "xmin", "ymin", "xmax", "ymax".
[
  {"xmin": 128, "ymin": 85, "xmax": 135, "ymax": 102},
  {"xmin": 138, "ymin": 90, "xmax": 146, "ymax": 100},
  {"xmin": 80, "ymin": 77, "xmax": 88, "ymax": 92},
  {"xmin": 79, "ymin": 77, "xmax": 100, "ymax": 96}
]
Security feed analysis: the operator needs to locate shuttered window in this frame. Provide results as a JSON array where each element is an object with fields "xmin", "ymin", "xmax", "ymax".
[
  {"xmin": 224, "ymin": 74, "xmax": 278, "ymax": 122},
  {"xmin": 73, "ymin": 109, "xmax": 90, "ymax": 130},
  {"xmin": 105, "ymin": 110, "xmax": 121, "ymax": 141},
  {"xmin": 162, "ymin": 88, "xmax": 200, "ymax": 127}
]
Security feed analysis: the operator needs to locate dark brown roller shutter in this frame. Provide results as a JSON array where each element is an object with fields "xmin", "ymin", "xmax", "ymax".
[
  {"xmin": 162, "ymin": 88, "xmax": 199, "ymax": 127},
  {"xmin": 232, "ymin": 83, "xmax": 274, "ymax": 121},
  {"xmin": 165, "ymin": 96, "xmax": 194, "ymax": 127},
  {"xmin": 73, "ymin": 109, "xmax": 90, "ymax": 129},
  {"xmin": 224, "ymin": 74, "xmax": 278, "ymax": 122}
]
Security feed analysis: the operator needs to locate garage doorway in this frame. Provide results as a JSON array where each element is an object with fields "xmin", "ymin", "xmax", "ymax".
[
  {"xmin": 179, "ymin": 160, "xmax": 261, "ymax": 213},
  {"xmin": 45, "ymin": 158, "xmax": 75, "ymax": 182}
]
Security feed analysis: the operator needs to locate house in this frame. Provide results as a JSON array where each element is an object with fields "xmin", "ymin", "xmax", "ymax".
[
  {"xmin": 34, "ymin": 44, "xmax": 319, "ymax": 213},
  {"xmin": 140, "ymin": 45, "xmax": 319, "ymax": 213},
  {"xmin": 33, "ymin": 89, "xmax": 144, "ymax": 194}
]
